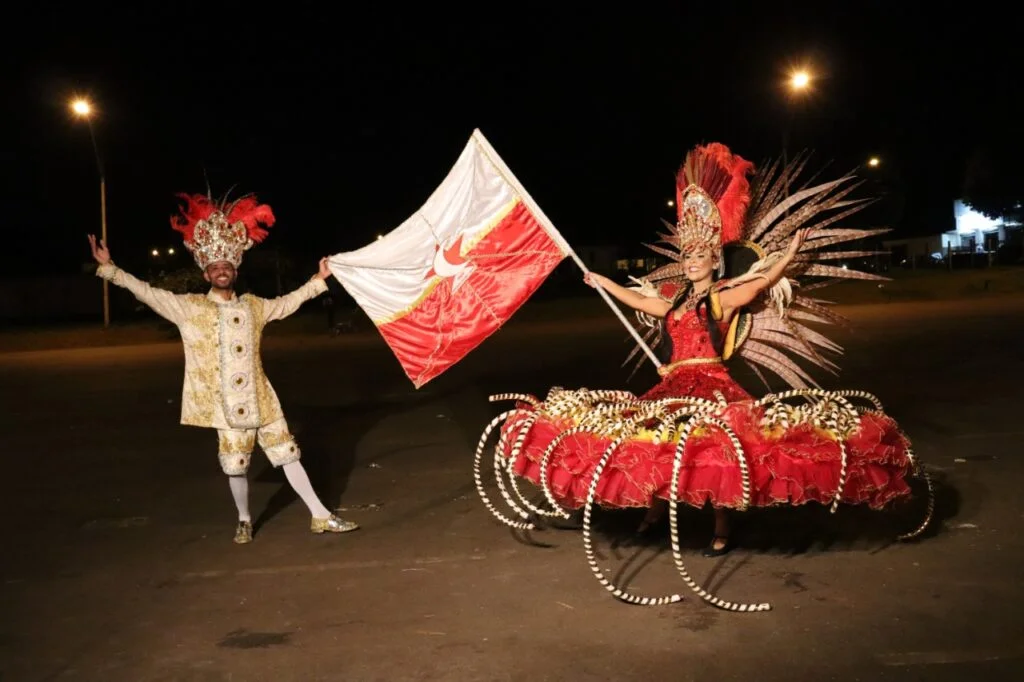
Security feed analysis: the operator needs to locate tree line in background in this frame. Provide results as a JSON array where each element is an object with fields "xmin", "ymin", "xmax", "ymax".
[{"xmin": 962, "ymin": 140, "xmax": 1024, "ymax": 226}]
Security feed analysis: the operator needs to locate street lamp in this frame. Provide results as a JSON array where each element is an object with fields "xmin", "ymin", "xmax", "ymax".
[
  {"xmin": 868, "ymin": 156, "xmax": 880, "ymax": 168},
  {"xmin": 781, "ymin": 67, "xmax": 813, "ymax": 212},
  {"xmin": 789, "ymin": 70, "xmax": 811, "ymax": 92},
  {"xmin": 783, "ymin": 68, "xmax": 813, "ymax": 156},
  {"xmin": 71, "ymin": 97, "xmax": 109, "ymax": 328},
  {"xmin": 666, "ymin": 199, "xmax": 674, "ymax": 208}
]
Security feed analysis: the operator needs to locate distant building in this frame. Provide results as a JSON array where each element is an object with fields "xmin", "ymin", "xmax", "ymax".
[
  {"xmin": 945, "ymin": 200, "xmax": 1014, "ymax": 253},
  {"xmin": 883, "ymin": 199, "xmax": 1021, "ymax": 266}
]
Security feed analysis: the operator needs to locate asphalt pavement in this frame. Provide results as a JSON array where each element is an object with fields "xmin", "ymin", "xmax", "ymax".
[{"xmin": 1, "ymin": 296, "xmax": 1021, "ymax": 681}]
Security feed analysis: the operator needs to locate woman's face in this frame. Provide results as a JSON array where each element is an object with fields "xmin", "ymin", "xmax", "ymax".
[{"xmin": 683, "ymin": 249, "xmax": 717, "ymax": 283}]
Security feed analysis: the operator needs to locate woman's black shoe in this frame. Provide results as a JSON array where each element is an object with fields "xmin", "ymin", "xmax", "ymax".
[{"xmin": 702, "ymin": 535, "xmax": 731, "ymax": 557}]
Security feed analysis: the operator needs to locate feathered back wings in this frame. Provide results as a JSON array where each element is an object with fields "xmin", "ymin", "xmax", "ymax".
[{"xmin": 625, "ymin": 150, "xmax": 890, "ymax": 390}]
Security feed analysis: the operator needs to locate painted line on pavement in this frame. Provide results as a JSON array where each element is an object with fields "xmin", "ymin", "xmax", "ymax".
[
  {"xmin": 174, "ymin": 551, "xmax": 514, "ymax": 581},
  {"xmin": 954, "ymin": 430, "xmax": 1024, "ymax": 440},
  {"xmin": 877, "ymin": 646, "xmax": 1024, "ymax": 666}
]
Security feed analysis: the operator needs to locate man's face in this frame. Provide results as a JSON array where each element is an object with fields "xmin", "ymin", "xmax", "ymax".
[{"xmin": 204, "ymin": 261, "xmax": 237, "ymax": 290}]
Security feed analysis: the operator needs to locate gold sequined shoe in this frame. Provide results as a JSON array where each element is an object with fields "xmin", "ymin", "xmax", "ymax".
[
  {"xmin": 233, "ymin": 520, "xmax": 253, "ymax": 544},
  {"xmin": 310, "ymin": 514, "xmax": 359, "ymax": 534}
]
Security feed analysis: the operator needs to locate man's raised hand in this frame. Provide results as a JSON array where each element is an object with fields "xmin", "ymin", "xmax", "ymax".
[{"xmin": 87, "ymin": 234, "xmax": 111, "ymax": 265}]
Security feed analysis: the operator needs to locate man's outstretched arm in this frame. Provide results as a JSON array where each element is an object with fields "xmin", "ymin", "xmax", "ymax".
[
  {"xmin": 261, "ymin": 257, "xmax": 331, "ymax": 323},
  {"xmin": 88, "ymin": 234, "xmax": 187, "ymax": 324}
]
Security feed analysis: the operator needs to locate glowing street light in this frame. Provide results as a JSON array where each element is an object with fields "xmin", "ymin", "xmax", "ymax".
[
  {"xmin": 666, "ymin": 200, "xmax": 674, "ymax": 208},
  {"xmin": 151, "ymin": 249, "xmax": 160, "ymax": 257},
  {"xmin": 70, "ymin": 95, "xmax": 110, "ymax": 328},
  {"xmin": 868, "ymin": 156, "xmax": 880, "ymax": 167},
  {"xmin": 71, "ymin": 98, "xmax": 92, "ymax": 117},
  {"xmin": 168, "ymin": 247, "xmax": 175, "ymax": 255},
  {"xmin": 789, "ymin": 69, "xmax": 811, "ymax": 92},
  {"xmin": 781, "ymin": 66, "xmax": 814, "ymax": 215}
]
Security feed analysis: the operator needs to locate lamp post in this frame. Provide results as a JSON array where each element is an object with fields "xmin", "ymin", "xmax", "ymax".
[
  {"xmin": 71, "ymin": 97, "xmax": 109, "ymax": 328},
  {"xmin": 783, "ymin": 69, "xmax": 812, "ymax": 167},
  {"xmin": 781, "ymin": 68, "xmax": 812, "ymax": 214}
]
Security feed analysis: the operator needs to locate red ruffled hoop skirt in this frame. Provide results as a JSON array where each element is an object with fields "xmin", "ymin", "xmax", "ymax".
[{"xmin": 498, "ymin": 364, "xmax": 913, "ymax": 511}]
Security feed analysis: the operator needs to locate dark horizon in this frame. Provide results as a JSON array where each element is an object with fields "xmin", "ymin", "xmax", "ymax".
[{"xmin": 6, "ymin": 2, "xmax": 1019, "ymax": 279}]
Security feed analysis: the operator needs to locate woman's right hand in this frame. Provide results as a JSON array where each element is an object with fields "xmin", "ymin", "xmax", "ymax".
[{"xmin": 584, "ymin": 272, "xmax": 606, "ymax": 289}]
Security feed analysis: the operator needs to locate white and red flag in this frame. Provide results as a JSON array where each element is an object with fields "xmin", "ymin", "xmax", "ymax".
[{"xmin": 328, "ymin": 129, "xmax": 571, "ymax": 388}]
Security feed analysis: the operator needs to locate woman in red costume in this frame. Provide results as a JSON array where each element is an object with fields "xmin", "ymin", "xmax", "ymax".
[
  {"xmin": 583, "ymin": 224, "xmax": 824, "ymax": 556},
  {"xmin": 474, "ymin": 142, "xmax": 932, "ymax": 610}
]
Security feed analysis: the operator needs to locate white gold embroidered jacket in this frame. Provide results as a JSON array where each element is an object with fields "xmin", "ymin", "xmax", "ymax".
[{"xmin": 96, "ymin": 263, "xmax": 327, "ymax": 429}]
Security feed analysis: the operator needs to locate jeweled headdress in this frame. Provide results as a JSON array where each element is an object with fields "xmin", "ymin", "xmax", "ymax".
[
  {"xmin": 170, "ymin": 191, "xmax": 275, "ymax": 270},
  {"xmin": 672, "ymin": 143, "xmax": 755, "ymax": 254}
]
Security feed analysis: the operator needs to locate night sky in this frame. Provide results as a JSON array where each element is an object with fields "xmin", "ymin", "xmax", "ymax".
[{"xmin": 6, "ymin": 1, "xmax": 1017, "ymax": 279}]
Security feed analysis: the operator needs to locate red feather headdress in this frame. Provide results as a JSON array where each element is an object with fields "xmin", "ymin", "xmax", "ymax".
[
  {"xmin": 170, "ymin": 191, "xmax": 275, "ymax": 269},
  {"xmin": 674, "ymin": 143, "xmax": 754, "ymax": 252}
]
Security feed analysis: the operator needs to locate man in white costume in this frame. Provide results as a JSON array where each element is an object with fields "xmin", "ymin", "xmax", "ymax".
[{"xmin": 87, "ymin": 190, "xmax": 358, "ymax": 543}]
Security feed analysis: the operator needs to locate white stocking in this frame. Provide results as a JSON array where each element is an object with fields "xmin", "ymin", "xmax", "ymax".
[
  {"xmin": 228, "ymin": 475, "xmax": 251, "ymax": 522},
  {"xmin": 282, "ymin": 461, "xmax": 331, "ymax": 519}
]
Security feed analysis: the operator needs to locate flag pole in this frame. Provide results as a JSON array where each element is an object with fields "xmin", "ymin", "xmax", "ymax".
[{"xmin": 472, "ymin": 129, "xmax": 662, "ymax": 369}]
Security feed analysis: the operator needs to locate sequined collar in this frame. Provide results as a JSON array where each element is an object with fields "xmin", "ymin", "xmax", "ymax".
[{"xmin": 206, "ymin": 289, "xmax": 239, "ymax": 305}]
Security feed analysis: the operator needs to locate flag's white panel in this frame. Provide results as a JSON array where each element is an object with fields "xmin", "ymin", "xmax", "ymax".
[{"xmin": 328, "ymin": 137, "xmax": 517, "ymax": 322}]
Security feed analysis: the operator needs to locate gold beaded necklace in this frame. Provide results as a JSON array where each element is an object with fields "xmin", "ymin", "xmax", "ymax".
[{"xmin": 678, "ymin": 284, "xmax": 711, "ymax": 311}]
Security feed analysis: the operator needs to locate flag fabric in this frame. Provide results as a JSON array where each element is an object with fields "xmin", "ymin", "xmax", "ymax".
[{"xmin": 328, "ymin": 129, "xmax": 570, "ymax": 388}]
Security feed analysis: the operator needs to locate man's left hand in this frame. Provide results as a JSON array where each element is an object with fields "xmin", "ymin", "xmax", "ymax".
[{"xmin": 316, "ymin": 257, "xmax": 331, "ymax": 280}]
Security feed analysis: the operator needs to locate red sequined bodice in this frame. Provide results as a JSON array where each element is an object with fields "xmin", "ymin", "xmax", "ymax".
[
  {"xmin": 667, "ymin": 309, "xmax": 728, "ymax": 362},
  {"xmin": 640, "ymin": 308, "xmax": 752, "ymax": 402}
]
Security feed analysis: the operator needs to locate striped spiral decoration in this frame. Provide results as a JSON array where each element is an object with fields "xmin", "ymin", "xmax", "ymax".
[
  {"xmin": 580, "ymin": 413, "xmax": 684, "ymax": 605},
  {"xmin": 669, "ymin": 413, "xmax": 771, "ymax": 611},
  {"xmin": 829, "ymin": 441, "xmax": 849, "ymax": 514},
  {"xmin": 504, "ymin": 413, "xmax": 564, "ymax": 519},
  {"xmin": 472, "ymin": 410, "xmax": 535, "ymax": 530},
  {"xmin": 489, "ymin": 393, "xmax": 541, "ymax": 407},
  {"xmin": 481, "ymin": 386, "xmax": 930, "ymax": 611},
  {"xmin": 897, "ymin": 447, "xmax": 934, "ymax": 541},
  {"xmin": 489, "ymin": 411, "xmax": 541, "ymax": 523},
  {"xmin": 534, "ymin": 427, "xmax": 585, "ymax": 519}
]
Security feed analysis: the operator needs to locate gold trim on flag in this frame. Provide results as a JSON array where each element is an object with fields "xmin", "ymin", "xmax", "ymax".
[
  {"xmin": 373, "ymin": 198, "xmax": 521, "ymax": 327},
  {"xmin": 373, "ymin": 277, "xmax": 444, "ymax": 326},
  {"xmin": 460, "ymin": 197, "xmax": 520, "ymax": 255}
]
